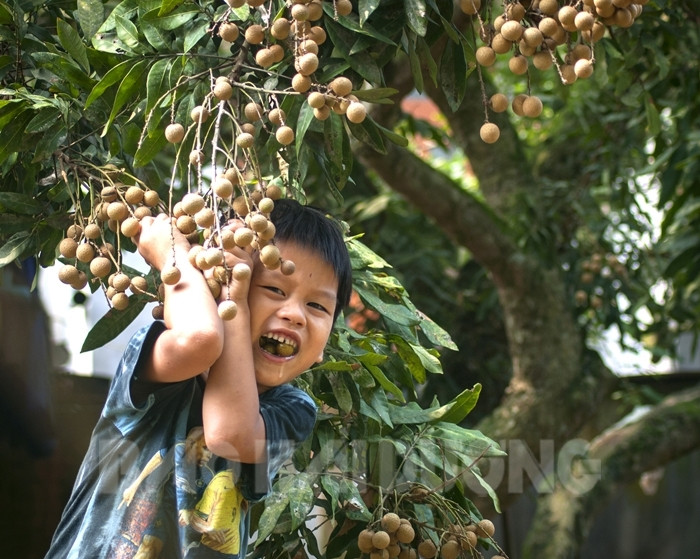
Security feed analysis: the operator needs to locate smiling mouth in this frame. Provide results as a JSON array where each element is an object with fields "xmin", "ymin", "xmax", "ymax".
[{"xmin": 259, "ymin": 333, "xmax": 298, "ymax": 357}]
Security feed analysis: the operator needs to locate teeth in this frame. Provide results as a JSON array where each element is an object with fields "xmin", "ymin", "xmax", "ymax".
[
  {"xmin": 260, "ymin": 333, "xmax": 298, "ymax": 356},
  {"xmin": 264, "ymin": 332, "xmax": 297, "ymax": 349}
]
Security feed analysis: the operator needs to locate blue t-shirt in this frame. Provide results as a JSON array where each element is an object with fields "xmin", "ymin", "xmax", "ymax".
[{"xmin": 45, "ymin": 321, "xmax": 317, "ymax": 559}]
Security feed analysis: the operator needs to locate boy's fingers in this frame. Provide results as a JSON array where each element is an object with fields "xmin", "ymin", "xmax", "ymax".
[{"xmin": 221, "ymin": 263, "xmax": 252, "ymax": 303}]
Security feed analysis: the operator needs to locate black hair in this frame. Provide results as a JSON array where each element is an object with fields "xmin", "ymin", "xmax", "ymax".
[{"xmin": 270, "ymin": 198, "xmax": 352, "ymax": 321}]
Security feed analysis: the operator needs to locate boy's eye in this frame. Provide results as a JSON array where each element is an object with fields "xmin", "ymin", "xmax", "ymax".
[
  {"xmin": 263, "ymin": 285, "xmax": 284, "ymax": 295},
  {"xmin": 309, "ymin": 302, "xmax": 330, "ymax": 314}
]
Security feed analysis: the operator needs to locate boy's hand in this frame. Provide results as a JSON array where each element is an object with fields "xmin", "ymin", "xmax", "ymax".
[
  {"xmin": 211, "ymin": 219, "xmax": 254, "ymax": 305},
  {"xmin": 134, "ymin": 213, "xmax": 190, "ymax": 271}
]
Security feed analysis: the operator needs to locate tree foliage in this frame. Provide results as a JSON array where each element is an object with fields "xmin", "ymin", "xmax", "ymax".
[{"xmin": 1, "ymin": 1, "xmax": 698, "ymax": 558}]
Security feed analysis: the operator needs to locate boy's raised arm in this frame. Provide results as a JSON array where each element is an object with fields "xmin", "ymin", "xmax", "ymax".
[{"xmin": 134, "ymin": 214, "xmax": 224, "ymax": 383}]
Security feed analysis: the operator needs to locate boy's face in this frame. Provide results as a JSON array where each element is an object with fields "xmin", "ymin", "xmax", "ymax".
[{"xmin": 247, "ymin": 240, "xmax": 338, "ymax": 392}]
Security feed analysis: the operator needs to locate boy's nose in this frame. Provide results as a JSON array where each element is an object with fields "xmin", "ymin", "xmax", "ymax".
[{"xmin": 278, "ymin": 299, "xmax": 306, "ymax": 326}]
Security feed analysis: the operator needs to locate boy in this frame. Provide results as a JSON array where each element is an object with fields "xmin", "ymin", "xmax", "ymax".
[{"xmin": 45, "ymin": 199, "xmax": 352, "ymax": 558}]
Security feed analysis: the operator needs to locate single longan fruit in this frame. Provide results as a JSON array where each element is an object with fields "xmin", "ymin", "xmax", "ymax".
[
  {"xmin": 90, "ymin": 256, "xmax": 112, "ymax": 278},
  {"xmin": 107, "ymin": 201, "xmax": 129, "ymax": 222},
  {"xmin": 532, "ymin": 51, "xmax": 553, "ymax": 71},
  {"xmin": 512, "ymin": 93, "xmax": 528, "ymax": 116},
  {"xmin": 189, "ymin": 149, "xmax": 206, "ymax": 166},
  {"xmin": 480, "ymin": 122, "xmax": 500, "ymax": 144},
  {"xmin": 508, "ymin": 54, "xmax": 528, "ymax": 75},
  {"xmin": 307, "ymin": 91, "xmax": 326, "ymax": 109},
  {"xmin": 244, "ymin": 102, "xmax": 264, "ymax": 122},
  {"xmin": 574, "ymin": 58, "xmax": 594, "ymax": 79},
  {"xmin": 124, "ymin": 185, "xmax": 144, "ymax": 205},
  {"xmin": 176, "ymin": 215, "xmax": 197, "ymax": 235},
  {"xmin": 380, "ymin": 513, "xmax": 401, "ymax": 534},
  {"xmin": 459, "ymin": 0, "xmax": 481, "ymax": 15},
  {"xmin": 308, "ymin": 25, "xmax": 326, "ymax": 45},
  {"xmin": 194, "ymin": 207, "xmax": 215, "ymax": 228},
  {"xmin": 372, "ymin": 530, "xmax": 391, "ymax": 550},
  {"xmin": 440, "ymin": 540, "xmax": 460, "ymax": 559},
  {"xmin": 313, "ymin": 105, "xmax": 331, "ymax": 121},
  {"xmin": 489, "ymin": 93, "xmax": 508, "ymax": 113},
  {"xmin": 346, "ymin": 101, "xmax": 367, "ymax": 123},
  {"xmin": 336, "ymin": 0, "xmax": 352, "ymax": 16},
  {"xmin": 214, "ymin": 177, "xmax": 234, "ymax": 199},
  {"xmin": 539, "ymin": 0, "xmax": 559, "ymax": 15},
  {"xmin": 280, "ymin": 259, "xmax": 295, "ymax": 275},
  {"xmin": 152, "ymin": 304, "xmax": 164, "ymax": 320},
  {"xmin": 130, "ymin": 276, "xmax": 148, "ymax": 294},
  {"xmin": 100, "ymin": 186, "xmax": 118, "ymax": 203},
  {"xmin": 275, "ymin": 125, "xmax": 295, "ymax": 145},
  {"xmin": 260, "ymin": 244, "xmax": 281, "ymax": 268},
  {"xmin": 234, "ymin": 227, "xmax": 255, "ymax": 247},
  {"xmin": 291, "ymin": 3, "xmax": 309, "ymax": 21},
  {"xmin": 249, "ymin": 213, "xmax": 269, "ymax": 233},
  {"xmin": 500, "ymin": 20, "xmax": 523, "ymax": 42},
  {"xmin": 161, "ymin": 265, "xmax": 181, "ymax": 285},
  {"xmin": 214, "ymin": 80, "xmax": 233, "ymax": 100},
  {"xmin": 268, "ymin": 43, "xmax": 285, "ymax": 63},
  {"xmin": 396, "ymin": 522, "xmax": 415, "ymax": 544},
  {"xmin": 258, "ymin": 197, "xmax": 275, "ymax": 214},
  {"xmin": 236, "ymin": 132, "xmax": 255, "ymax": 149},
  {"xmin": 232, "ymin": 195, "xmax": 250, "ymax": 216},
  {"xmin": 218, "ymin": 22, "xmax": 240, "ymax": 42},
  {"xmin": 357, "ymin": 529, "xmax": 375, "ymax": 553},
  {"xmin": 59, "ymin": 237, "xmax": 78, "ymax": 258},
  {"xmin": 66, "ymin": 223, "xmax": 83, "ymax": 239},
  {"xmin": 112, "ymin": 272, "xmax": 131, "ymax": 292},
  {"xmin": 84, "ymin": 223, "xmax": 101, "ymax": 240},
  {"xmin": 475, "ymin": 46, "xmax": 496, "ymax": 67},
  {"xmin": 329, "ymin": 76, "xmax": 353, "ymax": 97},
  {"xmin": 575, "ymin": 11, "xmax": 595, "ymax": 31},
  {"xmin": 522, "ymin": 95, "xmax": 543, "ymax": 117},
  {"xmin": 522, "ymin": 26, "xmax": 544, "ymax": 48},
  {"xmin": 292, "ymin": 73, "xmax": 312, "ymax": 93},
  {"xmin": 232, "ymin": 262, "xmax": 251, "ymax": 281},
  {"xmin": 111, "ymin": 292, "xmax": 129, "ymax": 310},
  {"xmin": 58, "ymin": 264, "xmax": 80, "ymax": 285},
  {"xmin": 558, "ymin": 6, "xmax": 578, "ymax": 31},
  {"xmin": 295, "ymin": 52, "xmax": 319, "ymax": 76},
  {"xmin": 143, "ymin": 190, "xmax": 160, "ymax": 207},
  {"xmin": 417, "ymin": 540, "xmax": 437, "ymax": 559},
  {"xmin": 255, "ymin": 48, "xmax": 276, "ymax": 68},
  {"xmin": 476, "ymin": 518, "xmax": 495, "ymax": 538},
  {"xmin": 258, "ymin": 222, "xmax": 276, "ymax": 241},
  {"xmin": 120, "ymin": 216, "xmax": 141, "ymax": 238},
  {"xmin": 76, "ymin": 242, "xmax": 96, "ymax": 263},
  {"xmin": 271, "ymin": 18, "xmax": 290, "ymax": 39},
  {"xmin": 244, "ymin": 24, "xmax": 265, "ymax": 45},
  {"xmin": 190, "ymin": 105, "xmax": 210, "ymax": 123},
  {"xmin": 218, "ymin": 300, "xmax": 238, "ymax": 320},
  {"xmin": 165, "ymin": 123, "xmax": 185, "ymax": 143},
  {"xmin": 268, "ymin": 108, "xmax": 286, "ymax": 126},
  {"xmin": 181, "ymin": 192, "xmax": 206, "ymax": 215}
]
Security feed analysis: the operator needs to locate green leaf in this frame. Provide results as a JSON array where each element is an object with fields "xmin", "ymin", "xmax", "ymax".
[
  {"xmin": 81, "ymin": 298, "xmax": 148, "ymax": 352},
  {"xmin": 286, "ymin": 474, "xmax": 316, "ymax": 530},
  {"xmin": 355, "ymin": 286, "xmax": 420, "ymax": 327},
  {"xmin": 439, "ymin": 35, "xmax": 468, "ymax": 112},
  {"xmin": 183, "ymin": 17, "xmax": 209, "ymax": 52},
  {"xmin": 357, "ymin": 0, "xmax": 381, "ymax": 26},
  {"xmin": 347, "ymin": 118, "xmax": 386, "ymax": 154},
  {"xmin": 337, "ymin": 477, "xmax": 372, "ymax": 521},
  {"xmin": 644, "ymin": 95, "xmax": 661, "ymax": 136},
  {"xmin": 158, "ymin": 0, "xmax": 185, "ymax": 16},
  {"xmin": 114, "ymin": 13, "xmax": 141, "ymax": 51},
  {"xmin": 430, "ymin": 384, "xmax": 481, "ymax": 424},
  {"xmin": 255, "ymin": 490, "xmax": 290, "ymax": 544},
  {"xmin": 0, "ymin": 193, "xmax": 41, "ymax": 214},
  {"xmin": 77, "ymin": 0, "xmax": 105, "ymax": 39},
  {"xmin": 0, "ymin": 231, "xmax": 32, "ymax": 266},
  {"xmin": 295, "ymin": 102, "xmax": 315, "ymax": 157},
  {"xmin": 469, "ymin": 467, "xmax": 501, "ymax": 513},
  {"xmin": 351, "ymin": 87, "xmax": 398, "ymax": 104},
  {"xmin": 418, "ymin": 310, "xmax": 457, "ymax": 349},
  {"xmin": 320, "ymin": 474, "xmax": 340, "ymax": 516},
  {"xmin": 57, "ymin": 18, "xmax": 89, "ymax": 72},
  {"xmin": 25, "ymin": 107, "xmax": 62, "ymax": 134},
  {"xmin": 85, "ymin": 60, "xmax": 133, "ymax": 109},
  {"xmin": 0, "ymin": 111, "xmax": 33, "ymax": 161},
  {"xmin": 134, "ymin": 122, "xmax": 169, "ymax": 166},
  {"xmin": 365, "ymin": 363, "xmax": 405, "ymax": 402},
  {"xmin": 101, "ymin": 59, "xmax": 149, "ymax": 136},
  {"xmin": 329, "ymin": 372, "xmax": 354, "ymax": 414},
  {"xmin": 145, "ymin": 57, "xmax": 174, "ymax": 115},
  {"xmin": 405, "ymin": 31, "xmax": 424, "ymax": 93},
  {"xmin": 141, "ymin": 13, "xmax": 171, "ymax": 51},
  {"xmin": 366, "ymin": 384, "xmax": 393, "ymax": 427},
  {"xmin": 404, "ymin": 0, "xmax": 428, "ymax": 37},
  {"xmin": 32, "ymin": 123, "xmax": 68, "ymax": 163}
]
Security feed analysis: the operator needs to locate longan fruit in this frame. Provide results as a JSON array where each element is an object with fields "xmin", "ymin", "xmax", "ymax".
[
  {"xmin": 508, "ymin": 54, "xmax": 528, "ymax": 75},
  {"xmin": 307, "ymin": 91, "xmax": 326, "ymax": 109},
  {"xmin": 479, "ymin": 122, "xmax": 500, "ymax": 144},
  {"xmin": 218, "ymin": 21, "xmax": 240, "ymax": 42},
  {"xmin": 522, "ymin": 26, "xmax": 544, "ymax": 48},
  {"xmin": 269, "ymin": 43, "xmax": 285, "ymax": 63},
  {"xmin": 558, "ymin": 6, "xmax": 578, "ymax": 31},
  {"xmin": 130, "ymin": 276, "xmax": 148, "ymax": 294},
  {"xmin": 224, "ymin": 168, "xmax": 241, "ymax": 185},
  {"xmin": 574, "ymin": 58, "xmax": 594, "ymax": 79},
  {"xmin": 511, "ymin": 93, "xmax": 528, "ymax": 116},
  {"xmin": 357, "ymin": 529, "xmax": 375, "ymax": 553},
  {"xmin": 244, "ymin": 102, "xmax": 264, "ymax": 122},
  {"xmin": 280, "ymin": 259, "xmax": 295, "ymax": 275},
  {"xmin": 313, "ymin": 105, "xmax": 331, "ymax": 121},
  {"xmin": 459, "ymin": 0, "xmax": 481, "ymax": 15},
  {"xmin": 234, "ymin": 227, "xmax": 255, "ymax": 247},
  {"xmin": 165, "ymin": 123, "xmax": 185, "ymax": 143},
  {"xmin": 346, "ymin": 101, "xmax": 367, "ymax": 123},
  {"xmin": 417, "ymin": 540, "xmax": 437, "ymax": 559},
  {"xmin": 275, "ymin": 126, "xmax": 295, "ymax": 146},
  {"xmin": 107, "ymin": 201, "xmax": 129, "ymax": 222},
  {"xmin": 491, "ymin": 33, "xmax": 511, "ymax": 54},
  {"xmin": 59, "ymin": 237, "xmax": 78, "ymax": 258},
  {"xmin": 271, "ymin": 18, "xmax": 290, "ymax": 40},
  {"xmin": 152, "ymin": 304, "xmax": 164, "ymax": 320},
  {"xmin": 76, "ymin": 242, "xmax": 96, "ymax": 263},
  {"xmin": 143, "ymin": 190, "xmax": 160, "ymax": 207},
  {"xmin": 161, "ymin": 265, "xmax": 181, "ymax": 285},
  {"xmin": 123, "ymin": 186, "xmax": 143, "ymax": 205},
  {"xmin": 176, "ymin": 215, "xmax": 197, "ymax": 235},
  {"xmin": 380, "ymin": 513, "xmax": 401, "ymax": 534},
  {"xmin": 258, "ymin": 197, "xmax": 275, "ymax": 214},
  {"xmin": 58, "ymin": 264, "xmax": 80, "ymax": 285},
  {"xmin": 84, "ymin": 223, "xmax": 101, "ymax": 240},
  {"xmin": 539, "ymin": 0, "xmax": 559, "ymax": 15},
  {"xmin": 66, "ymin": 223, "xmax": 83, "ymax": 239},
  {"xmin": 213, "ymin": 177, "xmax": 233, "ymax": 200},
  {"xmin": 475, "ymin": 46, "xmax": 496, "ymax": 67},
  {"xmin": 120, "ymin": 216, "xmax": 141, "ymax": 238},
  {"xmin": 260, "ymin": 244, "xmax": 281, "ymax": 268},
  {"xmin": 255, "ymin": 48, "xmax": 276, "ymax": 68},
  {"xmin": 232, "ymin": 195, "xmax": 250, "ymax": 216},
  {"xmin": 190, "ymin": 105, "xmax": 210, "ymax": 123},
  {"xmin": 249, "ymin": 213, "xmax": 269, "ymax": 232},
  {"xmin": 489, "ymin": 92, "xmax": 508, "ymax": 113},
  {"xmin": 111, "ymin": 292, "xmax": 129, "ymax": 310},
  {"xmin": 500, "ymin": 20, "xmax": 523, "ymax": 42},
  {"xmin": 440, "ymin": 540, "xmax": 460, "ymax": 559},
  {"xmin": 268, "ymin": 108, "xmax": 286, "ymax": 126},
  {"xmin": 232, "ymin": 262, "xmax": 251, "ymax": 281},
  {"xmin": 329, "ymin": 76, "xmax": 353, "ymax": 97},
  {"xmin": 218, "ymin": 300, "xmax": 238, "ymax": 320},
  {"xmin": 532, "ymin": 50, "xmax": 553, "ymax": 71},
  {"xmin": 181, "ymin": 192, "xmax": 206, "ymax": 215},
  {"xmin": 476, "ymin": 519, "xmax": 495, "ymax": 538},
  {"xmin": 522, "ymin": 95, "xmax": 543, "ymax": 117},
  {"xmin": 398, "ymin": 549, "xmax": 417, "ymax": 559},
  {"xmin": 294, "ymin": 52, "xmax": 319, "ymax": 76},
  {"xmin": 336, "ymin": 0, "xmax": 352, "ymax": 16},
  {"xmin": 244, "ymin": 24, "xmax": 265, "ymax": 45},
  {"xmin": 189, "ymin": 149, "xmax": 205, "ymax": 166},
  {"xmin": 396, "ymin": 522, "xmax": 415, "ymax": 544},
  {"xmin": 308, "ymin": 25, "xmax": 327, "ymax": 45},
  {"xmin": 291, "ymin": 3, "xmax": 309, "ymax": 21},
  {"xmin": 194, "ymin": 207, "xmax": 215, "ymax": 228},
  {"xmin": 372, "ymin": 530, "xmax": 391, "ymax": 550},
  {"xmin": 240, "ymin": 122, "xmax": 256, "ymax": 135},
  {"xmin": 236, "ymin": 132, "xmax": 255, "ymax": 149},
  {"xmin": 214, "ymin": 79, "xmax": 233, "ymax": 100},
  {"xmin": 292, "ymin": 73, "xmax": 312, "ymax": 93},
  {"xmin": 90, "ymin": 256, "xmax": 112, "ymax": 278},
  {"xmin": 100, "ymin": 186, "xmax": 117, "ymax": 203},
  {"xmin": 112, "ymin": 272, "xmax": 131, "ymax": 292}
]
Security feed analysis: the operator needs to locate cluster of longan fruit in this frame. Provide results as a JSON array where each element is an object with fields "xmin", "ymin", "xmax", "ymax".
[
  {"xmin": 574, "ymin": 251, "xmax": 627, "ymax": 311},
  {"xmin": 458, "ymin": 0, "xmax": 648, "ymax": 143},
  {"xmin": 357, "ymin": 513, "xmax": 506, "ymax": 559}
]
